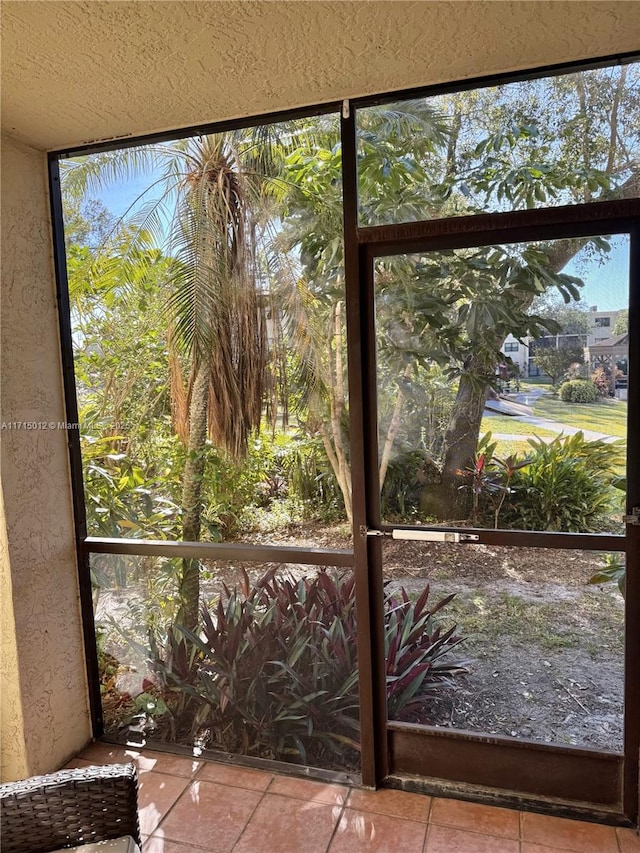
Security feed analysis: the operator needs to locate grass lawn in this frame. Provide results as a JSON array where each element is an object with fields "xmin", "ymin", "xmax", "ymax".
[
  {"xmin": 532, "ymin": 396, "xmax": 627, "ymax": 438},
  {"xmin": 487, "ymin": 438, "xmax": 532, "ymax": 457},
  {"xmin": 520, "ymin": 377, "xmax": 553, "ymax": 390},
  {"xmin": 447, "ymin": 588, "xmax": 623, "ymax": 656},
  {"xmin": 480, "ymin": 415, "xmax": 556, "ymax": 438}
]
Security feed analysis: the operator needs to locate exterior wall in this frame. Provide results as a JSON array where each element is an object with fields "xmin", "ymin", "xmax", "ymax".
[
  {"xmin": 0, "ymin": 488, "xmax": 27, "ymax": 780},
  {"xmin": 503, "ymin": 334, "xmax": 529, "ymax": 375},
  {"xmin": 0, "ymin": 134, "xmax": 90, "ymax": 781},
  {"xmin": 587, "ymin": 310, "xmax": 620, "ymax": 346}
]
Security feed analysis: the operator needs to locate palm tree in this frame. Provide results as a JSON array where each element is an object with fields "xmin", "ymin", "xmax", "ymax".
[
  {"xmin": 63, "ymin": 131, "xmax": 281, "ymax": 629},
  {"xmin": 167, "ymin": 135, "xmax": 268, "ymax": 628}
]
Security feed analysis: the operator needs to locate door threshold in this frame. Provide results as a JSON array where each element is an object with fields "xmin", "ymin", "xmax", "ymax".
[{"xmin": 383, "ymin": 773, "xmax": 634, "ymax": 827}]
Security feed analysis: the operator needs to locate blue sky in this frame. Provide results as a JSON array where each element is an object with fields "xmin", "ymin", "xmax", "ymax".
[{"xmin": 564, "ymin": 236, "xmax": 629, "ymax": 312}]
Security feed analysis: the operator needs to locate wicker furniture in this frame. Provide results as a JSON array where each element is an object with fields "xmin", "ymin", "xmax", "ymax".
[{"xmin": 0, "ymin": 763, "xmax": 141, "ymax": 853}]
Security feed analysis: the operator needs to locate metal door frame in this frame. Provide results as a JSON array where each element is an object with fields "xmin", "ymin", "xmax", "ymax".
[{"xmin": 341, "ymin": 156, "xmax": 640, "ymax": 815}]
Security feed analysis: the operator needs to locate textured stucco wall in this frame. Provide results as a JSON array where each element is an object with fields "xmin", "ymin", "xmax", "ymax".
[
  {"xmin": 0, "ymin": 487, "xmax": 27, "ymax": 780},
  {"xmin": 0, "ymin": 135, "xmax": 90, "ymax": 781},
  {"xmin": 2, "ymin": 0, "xmax": 640, "ymax": 151}
]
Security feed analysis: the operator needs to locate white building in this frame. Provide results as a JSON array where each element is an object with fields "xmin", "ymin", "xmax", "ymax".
[{"xmin": 586, "ymin": 308, "xmax": 621, "ymax": 347}]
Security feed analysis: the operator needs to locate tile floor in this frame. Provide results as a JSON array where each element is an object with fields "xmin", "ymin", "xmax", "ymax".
[{"xmin": 68, "ymin": 743, "xmax": 640, "ymax": 853}]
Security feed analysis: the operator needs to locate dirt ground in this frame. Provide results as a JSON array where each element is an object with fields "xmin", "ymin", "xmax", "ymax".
[{"xmin": 382, "ymin": 540, "xmax": 624, "ymax": 751}]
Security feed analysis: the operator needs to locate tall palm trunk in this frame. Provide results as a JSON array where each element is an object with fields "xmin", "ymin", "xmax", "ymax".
[{"xmin": 176, "ymin": 362, "xmax": 209, "ymax": 630}]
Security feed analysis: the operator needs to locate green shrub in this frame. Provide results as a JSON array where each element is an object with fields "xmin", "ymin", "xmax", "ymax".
[
  {"xmin": 280, "ymin": 434, "xmax": 345, "ymax": 520},
  {"xmin": 385, "ymin": 585, "xmax": 467, "ymax": 720},
  {"xmin": 505, "ymin": 432, "xmax": 622, "ymax": 532},
  {"xmin": 135, "ymin": 569, "xmax": 465, "ymax": 767},
  {"xmin": 559, "ymin": 379, "xmax": 598, "ymax": 403}
]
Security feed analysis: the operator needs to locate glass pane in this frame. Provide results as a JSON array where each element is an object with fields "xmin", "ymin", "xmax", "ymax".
[
  {"xmin": 357, "ymin": 62, "xmax": 639, "ymax": 226},
  {"xmin": 63, "ymin": 114, "xmax": 352, "ymax": 546},
  {"xmin": 383, "ymin": 541, "xmax": 624, "ymax": 751},
  {"xmin": 375, "ymin": 235, "xmax": 629, "ymax": 533},
  {"xmin": 92, "ymin": 553, "xmax": 359, "ymax": 774}
]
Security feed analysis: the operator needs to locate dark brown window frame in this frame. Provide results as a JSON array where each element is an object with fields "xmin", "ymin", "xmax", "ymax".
[{"xmin": 48, "ymin": 49, "xmax": 640, "ymax": 820}]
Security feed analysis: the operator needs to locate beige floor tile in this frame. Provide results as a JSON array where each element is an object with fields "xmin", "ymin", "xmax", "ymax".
[
  {"xmin": 521, "ymin": 811, "xmax": 619, "ymax": 853},
  {"xmin": 157, "ymin": 779, "xmax": 261, "ymax": 852},
  {"xmin": 197, "ymin": 760, "xmax": 272, "ymax": 791},
  {"xmin": 430, "ymin": 797, "xmax": 520, "ymax": 839},
  {"xmin": 143, "ymin": 838, "xmax": 204, "ymax": 853},
  {"xmin": 330, "ymin": 808, "xmax": 426, "ymax": 853},
  {"xmin": 78, "ymin": 742, "xmax": 201, "ymax": 777},
  {"xmin": 425, "ymin": 824, "xmax": 519, "ymax": 853},
  {"xmin": 268, "ymin": 774, "xmax": 349, "ymax": 805},
  {"xmin": 346, "ymin": 787, "xmax": 431, "ymax": 822},
  {"xmin": 618, "ymin": 827, "xmax": 640, "ymax": 853},
  {"xmin": 232, "ymin": 792, "xmax": 341, "ymax": 853},
  {"xmin": 137, "ymin": 771, "xmax": 191, "ymax": 836}
]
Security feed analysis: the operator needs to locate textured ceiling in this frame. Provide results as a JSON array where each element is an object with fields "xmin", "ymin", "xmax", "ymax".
[{"xmin": 2, "ymin": 1, "xmax": 639, "ymax": 152}]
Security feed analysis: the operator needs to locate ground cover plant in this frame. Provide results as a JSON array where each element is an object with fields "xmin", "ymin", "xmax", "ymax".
[{"xmin": 98, "ymin": 567, "xmax": 466, "ymax": 769}]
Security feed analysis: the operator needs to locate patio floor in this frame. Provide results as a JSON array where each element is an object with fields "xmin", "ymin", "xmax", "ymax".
[{"xmin": 67, "ymin": 742, "xmax": 640, "ymax": 852}]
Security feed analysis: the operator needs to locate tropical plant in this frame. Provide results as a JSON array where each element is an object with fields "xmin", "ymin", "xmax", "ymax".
[
  {"xmin": 64, "ymin": 129, "xmax": 302, "ymax": 628},
  {"xmin": 460, "ymin": 431, "xmax": 499, "ymax": 524},
  {"xmin": 381, "ymin": 448, "xmax": 440, "ymax": 520},
  {"xmin": 385, "ymin": 584, "xmax": 467, "ymax": 720},
  {"xmin": 105, "ymin": 568, "xmax": 465, "ymax": 766},
  {"xmin": 588, "ymin": 553, "xmax": 626, "ymax": 597},
  {"xmin": 488, "ymin": 453, "xmax": 533, "ymax": 529},
  {"xmin": 504, "ymin": 432, "xmax": 622, "ymax": 531}
]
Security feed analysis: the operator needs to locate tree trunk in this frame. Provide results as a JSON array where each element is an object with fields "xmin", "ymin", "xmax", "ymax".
[
  {"xmin": 422, "ymin": 354, "xmax": 491, "ymax": 520},
  {"xmin": 176, "ymin": 361, "xmax": 209, "ymax": 631},
  {"xmin": 423, "ymin": 216, "xmax": 639, "ymax": 521},
  {"xmin": 379, "ymin": 364, "xmax": 412, "ymax": 492}
]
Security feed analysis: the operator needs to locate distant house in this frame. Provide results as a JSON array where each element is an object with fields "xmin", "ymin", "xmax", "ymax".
[
  {"xmin": 502, "ymin": 332, "xmax": 587, "ymax": 378},
  {"xmin": 502, "ymin": 307, "xmax": 627, "ymax": 383},
  {"xmin": 586, "ymin": 309, "xmax": 622, "ymax": 346}
]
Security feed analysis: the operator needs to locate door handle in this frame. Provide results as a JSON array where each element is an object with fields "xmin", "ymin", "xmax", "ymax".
[{"xmin": 364, "ymin": 528, "xmax": 479, "ymax": 543}]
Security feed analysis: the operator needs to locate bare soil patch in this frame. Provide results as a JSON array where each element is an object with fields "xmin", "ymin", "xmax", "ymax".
[{"xmin": 382, "ymin": 540, "xmax": 624, "ymax": 751}]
